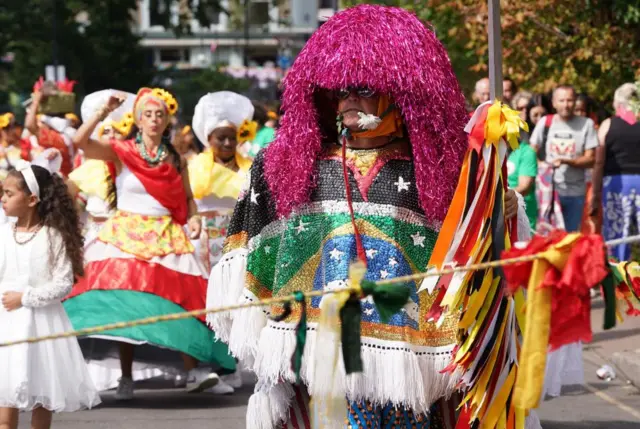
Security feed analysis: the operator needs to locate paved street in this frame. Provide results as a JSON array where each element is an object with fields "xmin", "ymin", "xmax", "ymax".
[{"xmin": 18, "ymin": 298, "xmax": 640, "ymax": 429}]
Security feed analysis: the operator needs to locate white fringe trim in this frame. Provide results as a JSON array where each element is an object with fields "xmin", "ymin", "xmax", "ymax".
[
  {"xmin": 252, "ymin": 320, "xmax": 460, "ymax": 416},
  {"xmin": 515, "ymin": 191, "xmax": 533, "ymax": 243},
  {"xmin": 526, "ymin": 410, "xmax": 542, "ymax": 429},
  {"xmin": 246, "ymin": 382, "xmax": 296, "ymax": 429},
  {"xmin": 227, "ymin": 297, "xmax": 268, "ymax": 369},
  {"xmin": 206, "ymin": 248, "xmax": 249, "ymax": 342}
]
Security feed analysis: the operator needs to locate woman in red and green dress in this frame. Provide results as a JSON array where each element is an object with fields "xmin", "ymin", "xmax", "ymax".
[{"xmin": 63, "ymin": 88, "xmax": 235, "ymax": 400}]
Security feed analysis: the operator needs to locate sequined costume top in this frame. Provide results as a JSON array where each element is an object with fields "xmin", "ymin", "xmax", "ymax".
[{"xmin": 208, "ymin": 141, "xmax": 460, "ymax": 417}]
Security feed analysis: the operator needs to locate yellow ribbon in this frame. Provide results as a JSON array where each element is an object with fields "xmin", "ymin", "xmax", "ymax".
[
  {"xmin": 513, "ymin": 233, "xmax": 581, "ymax": 410},
  {"xmin": 484, "ymin": 101, "xmax": 529, "ymax": 150},
  {"xmin": 311, "ymin": 262, "xmax": 364, "ymax": 428}
]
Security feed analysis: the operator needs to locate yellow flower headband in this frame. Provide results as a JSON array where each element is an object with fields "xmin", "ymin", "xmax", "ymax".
[
  {"xmin": 133, "ymin": 87, "xmax": 179, "ymax": 125},
  {"xmin": 97, "ymin": 113, "xmax": 135, "ymax": 139},
  {"xmin": 65, "ymin": 113, "xmax": 80, "ymax": 123},
  {"xmin": 113, "ymin": 112, "xmax": 135, "ymax": 137},
  {"xmin": 0, "ymin": 113, "xmax": 15, "ymax": 129}
]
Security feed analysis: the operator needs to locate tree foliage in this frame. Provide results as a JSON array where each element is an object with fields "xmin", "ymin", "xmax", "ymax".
[
  {"xmin": 167, "ymin": 68, "xmax": 251, "ymax": 123},
  {"xmin": 343, "ymin": 0, "xmax": 640, "ymax": 102},
  {"xmin": 0, "ymin": 0, "xmax": 152, "ymax": 102}
]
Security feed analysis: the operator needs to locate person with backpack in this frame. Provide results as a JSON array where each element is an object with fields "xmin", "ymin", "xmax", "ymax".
[{"xmin": 530, "ymin": 85, "xmax": 598, "ymax": 232}]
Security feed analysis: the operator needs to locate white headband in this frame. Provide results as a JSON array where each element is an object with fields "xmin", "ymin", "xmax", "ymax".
[
  {"xmin": 15, "ymin": 160, "xmax": 40, "ymax": 200},
  {"xmin": 13, "ymin": 149, "xmax": 63, "ymax": 201}
]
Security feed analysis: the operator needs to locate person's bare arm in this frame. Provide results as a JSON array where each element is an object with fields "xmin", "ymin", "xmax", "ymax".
[
  {"xmin": 555, "ymin": 149, "xmax": 596, "ymax": 169},
  {"xmin": 515, "ymin": 176, "xmax": 535, "ymax": 196},
  {"xmin": 25, "ymin": 92, "xmax": 42, "ymax": 135},
  {"xmin": 590, "ymin": 118, "xmax": 610, "ymax": 216},
  {"xmin": 72, "ymin": 95, "xmax": 124, "ymax": 163},
  {"xmin": 181, "ymin": 157, "xmax": 201, "ymax": 238}
]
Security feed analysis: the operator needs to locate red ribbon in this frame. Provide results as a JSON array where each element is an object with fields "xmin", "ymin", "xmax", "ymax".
[{"xmin": 502, "ymin": 231, "xmax": 608, "ymax": 350}]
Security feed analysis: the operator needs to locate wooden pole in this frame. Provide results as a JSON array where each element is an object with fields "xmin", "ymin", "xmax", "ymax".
[{"xmin": 488, "ymin": 0, "xmax": 503, "ymax": 101}]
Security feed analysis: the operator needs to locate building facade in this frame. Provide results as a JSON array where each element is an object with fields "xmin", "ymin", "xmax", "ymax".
[{"xmin": 136, "ymin": 0, "xmax": 339, "ymax": 70}]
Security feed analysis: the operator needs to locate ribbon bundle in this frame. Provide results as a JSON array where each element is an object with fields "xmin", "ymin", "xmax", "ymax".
[
  {"xmin": 419, "ymin": 101, "xmax": 530, "ymax": 429},
  {"xmin": 502, "ymin": 232, "xmax": 609, "ymax": 409}
]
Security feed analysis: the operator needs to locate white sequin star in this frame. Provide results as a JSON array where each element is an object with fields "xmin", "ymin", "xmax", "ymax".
[
  {"xmin": 365, "ymin": 248, "xmax": 378, "ymax": 259},
  {"xmin": 389, "ymin": 257, "xmax": 398, "ymax": 267},
  {"xmin": 394, "ymin": 176, "xmax": 411, "ymax": 192},
  {"xmin": 380, "ymin": 269, "xmax": 390, "ymax": 279},
  {"xmin": 250, "ymin": 188, "xmax": 260, "ymax": 205},
  {"xmin": 364, "ymin": 308, "xmax": 375, "ymax": 316},
  {"xmin": 329, "ymin": 248, "xmax": 344, "ymax": 261},
  {"xmin": 411, "ymin": 232, "xmax": 426, "ymax": 247},
  {"xmin": 294, "ymin": 219, "xmax": 309, "ymax": 235},
  {"xmin": 264, "ymin": 246, "xmax": 271, "ymax": 254}
]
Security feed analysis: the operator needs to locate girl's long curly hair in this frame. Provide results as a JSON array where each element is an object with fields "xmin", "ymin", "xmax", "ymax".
[{"xmin": 9, "ymin": 166, "xmax": 85, "ymax": 279}]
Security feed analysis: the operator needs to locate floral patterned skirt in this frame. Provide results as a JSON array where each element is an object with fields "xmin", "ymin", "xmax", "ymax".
[
  {"xmin": 602, "ymin": 174, "xmax": 640, "ymax": 261},
  {"xmin": 98, "ymin": 210, "xmax": 194, "ymax": 260},
  {"xmin": 198, "ymin": 211, "xmax": 233, "ymax": 272}
]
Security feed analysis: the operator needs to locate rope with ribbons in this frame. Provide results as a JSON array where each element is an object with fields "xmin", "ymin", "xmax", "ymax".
[
  {"xmin": 0, "ymin": 233, "xmax": 638, "ymax": 428},
  {"xmin": 1, "ymin": 233, "xmax": 638, "ymax": 348}
]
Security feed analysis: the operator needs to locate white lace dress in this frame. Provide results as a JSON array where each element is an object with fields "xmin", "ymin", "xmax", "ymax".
[{"xmin": 0, "ymin": 224, "xmax": 101, "ymax": 411}]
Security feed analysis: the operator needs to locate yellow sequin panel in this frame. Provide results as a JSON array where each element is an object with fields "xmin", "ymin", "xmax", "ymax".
[
  {"xmin": 223, "ymin": 231, "xmax": 249, "ymax": 253},
  {"xmin": 98, "ymin": 210, "xmax": 194, "ymax": 260},
  {"xmin": 246, "ymin": 271, "xmax": 272, "ymax": 300}
]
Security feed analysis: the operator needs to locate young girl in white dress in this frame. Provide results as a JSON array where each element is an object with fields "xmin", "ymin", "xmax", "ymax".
[{"xmin": 0, "ymin": 156, "xmax": 101, "ymax": 429}]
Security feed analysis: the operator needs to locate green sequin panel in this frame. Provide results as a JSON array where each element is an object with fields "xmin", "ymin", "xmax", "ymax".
[{"xmin": 246, "ymin": 235, "xmax": 281, "ymax": 294}]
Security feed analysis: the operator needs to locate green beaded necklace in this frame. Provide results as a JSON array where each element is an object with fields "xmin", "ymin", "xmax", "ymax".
[{"xmin": 136, "ymin": 133, "xmax": 168, "ymax": 166}]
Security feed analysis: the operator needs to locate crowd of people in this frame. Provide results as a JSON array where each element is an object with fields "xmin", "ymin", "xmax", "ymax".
[
  {"xmin": 0, "ymin": 82, "xmax": 277, "ymax": 428},
  {"xmin": 473, "ymin": 78, "xmax": 640, "ymax": 259},
  {"xmin": 0, "ymin": 4, "xmax": 638, "ymax": 429}
]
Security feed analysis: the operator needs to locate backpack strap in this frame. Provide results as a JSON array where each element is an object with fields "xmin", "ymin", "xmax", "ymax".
[{"xmin": 537, "ymin": 114, "xmax": 555, "ymax": 161}]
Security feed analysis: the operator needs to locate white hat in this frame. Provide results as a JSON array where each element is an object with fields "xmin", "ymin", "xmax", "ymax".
[
  {"xmin": 192, "ymin": 91, "xmax": 254, "ymax": 147},
  {"xmin": 39, "ymin": 115, "xmax": 70, "ymax": 133},
  {"xmin": 80, "ymin": 89, "xmax": 135, "ymax": 140}
]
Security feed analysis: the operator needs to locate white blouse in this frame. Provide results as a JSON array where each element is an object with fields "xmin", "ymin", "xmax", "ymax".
[
  {"xmin": 115, "ymin": 166, "xmax": 170, "ymax": 216},
  {"xmin": 0, "ymin": 224, "xmax": 74, "ymax": 308}
]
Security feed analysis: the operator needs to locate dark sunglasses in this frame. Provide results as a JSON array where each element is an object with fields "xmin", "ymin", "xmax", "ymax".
[{"xmin": 335, "ymin": 87, "xmax": 377, "ymax": 100}]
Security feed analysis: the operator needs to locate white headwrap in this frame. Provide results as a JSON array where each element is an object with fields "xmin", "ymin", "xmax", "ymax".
[
  {"xmin": 192, "ymin": 91, "xmax": 254, "ymax": 147},
  {"xmin": 13, "ymin": 149, "xmax": 63, "ymax": 201},
  {"xmin": 38, "ymin": 115, "xmax": 77, "ymax": 158},
  {"xmin": 80, "ymin": 89, "xmax": 135, "ymax": 140},
  {"xmin": 39, "ymin": 115, "xmax": 70, "ymax": 133}
]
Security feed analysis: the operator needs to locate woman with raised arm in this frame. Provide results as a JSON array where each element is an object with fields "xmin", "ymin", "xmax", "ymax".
[{"xmin": 63, "ymin": 88, "xmax": 235, "ymax": 401}]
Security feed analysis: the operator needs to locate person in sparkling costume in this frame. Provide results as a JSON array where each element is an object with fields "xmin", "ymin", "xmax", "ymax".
[{"xmin": 207, "ymin": 6, "xmax": 520, "ymax": 428}]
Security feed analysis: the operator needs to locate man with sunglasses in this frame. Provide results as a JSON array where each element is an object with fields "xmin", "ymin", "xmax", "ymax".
[{"xmin": 207, "ymin": 5, "xmax": 523, "ymax": 429}]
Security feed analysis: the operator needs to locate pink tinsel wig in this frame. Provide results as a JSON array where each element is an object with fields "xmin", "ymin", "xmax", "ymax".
[{"xmin": 264, "ymin": 5, "xmax": 468, "ymax": 224}]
